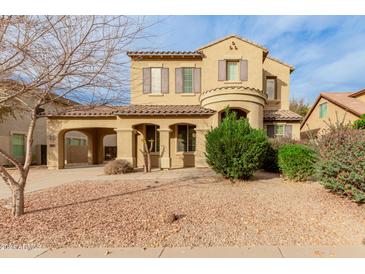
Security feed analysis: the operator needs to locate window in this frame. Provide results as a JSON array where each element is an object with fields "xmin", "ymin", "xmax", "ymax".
[
  {"xmin": 275, "ymin": 125, "xmax": 284, "ymax": 136},
  {"xmin": 182, "ymin": 68, "xmax": 193, "ymax": 93},
  {"xmin": 266, "ymin": 77, "xmax": 276, "ymax": 100},
  {"xmin": 146, "ymin": 125, "xmax": 160, "ymax": 152},
  {"xmin": 12, "ymin": 134, "xmax": 25, "ymax": 158},
  {"xmin": 227, "ymin": 61, "xmax": 239, "ymax": 81},
  {"xmin": 319, "ymin": 102, "xmax": 328, "ymax": 119},
  {"xmin": 177, "ymin": 125, "xmax": 196, "ymax": 152},
  {"xmin": 151, "ymin": 68, "xmax": 162, "ymax": 93}
]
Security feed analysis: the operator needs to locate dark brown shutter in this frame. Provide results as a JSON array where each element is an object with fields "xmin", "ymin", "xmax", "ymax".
[
  {"xmin": 267, "ymin": 125, "xmax": 275, "ymax": 138},
  {"xmin": 175, "ymin": 68, "xmax": 183, "ymax": 93},
  {"xmin": 161, "ymin": 68, "xmax": 169, "ymax": 94},
  {"xmin": 240, "ymin": 59, "xmax": 248, "ymax": 81},
  {"xmin": 218, "ymin": 60, "xmax": 226, "ymax": 81},
  {"xmin": 193, "ymin": 68, "xmax": 201, "ymax": 93},
  {"xmin": 285, "ymin": 125, "xmax": 292, "ymax": 138},
  {"xmin": 143, "ymin": 68, "xmax": 151, "ymax": 94}
]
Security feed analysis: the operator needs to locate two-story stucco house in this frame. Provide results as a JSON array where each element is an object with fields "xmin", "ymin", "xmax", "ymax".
[{"xmin": 45, "ymin": 35, "xmax": 302, "ymax": 170}]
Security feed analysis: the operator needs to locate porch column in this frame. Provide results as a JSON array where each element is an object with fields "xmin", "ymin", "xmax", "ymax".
[
  {"xmin": 158, "ymin": 128, "xmax": 171, "ymax": 169},
  {"xmin": 47, "ymin": 130, "xmax": 64, "ymax": 170},
  {"xmin": 115, "ymin": 128, "xmax": 136, "ymax": 167},
  {"xmin": 195, "ymin": 128, "xmax": 209, "ymax": 168}
]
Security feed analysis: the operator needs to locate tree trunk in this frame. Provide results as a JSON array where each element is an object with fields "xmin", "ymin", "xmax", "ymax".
[
  {"xmin": 147, "ymin": 152, "xmax": 151, "ymax": 172},
  {"xmin": 12, "ymin": 186, "xmax": 24, "ymax": 217}
]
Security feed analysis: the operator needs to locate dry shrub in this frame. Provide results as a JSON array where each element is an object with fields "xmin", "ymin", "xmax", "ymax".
[{"xmin": 104, "ymin": 160, "xmax": 134, "ymax": 175}]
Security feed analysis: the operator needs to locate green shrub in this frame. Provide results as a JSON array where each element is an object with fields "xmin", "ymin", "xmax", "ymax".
[
  {"xmin": 205, "ymin": 109, "xmax": 269, "ymax": 180},
  {"xmin": 353, "ymin": 114, "xmax": 365, "ymax": 129},
  {"xmin": 262, "ymin": 137, "xmax": 305, "ymax": 173},
  {"xmin": 104, "ymin": 159, "xmax": 134, "ymax": 175},
  {"xmin": 314, "ymin": 122, "xmax": 365, "ymax": 203},
  {"xmin": 278, "ymin": 144, "xmax": 316, "ymax": 181}
]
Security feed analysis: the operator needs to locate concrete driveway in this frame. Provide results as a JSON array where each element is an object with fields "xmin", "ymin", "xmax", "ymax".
[{"xmin": 0, "ymin": 165, "xmax": 215, "ymax": 199}]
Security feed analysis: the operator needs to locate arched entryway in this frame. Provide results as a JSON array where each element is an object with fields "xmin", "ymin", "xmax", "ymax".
[
  {"xmin": 219, "ymin": 108, "xmax": 248, "ymax": 123},
  {"xmin": 56, "ymin": 127, "xmax": 116, "ymax": 169},
  {"xmin": 133, "ymin": 123, "xmax": 161, "ymax": 169},
  {"xmin": 169, "ymin": 123, "xmax": 197, "ymax": 168}
]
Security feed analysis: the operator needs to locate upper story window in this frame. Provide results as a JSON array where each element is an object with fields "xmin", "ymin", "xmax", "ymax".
[
  {"xmin": 226, "ymin": 61, "xmax": 239, "ymax": 81},
  {"xmin": 319, "ymin": 102, "xmax": 328, "ymax": 119},
  {"xmin": 151, "ymin": 68, "xmax": 162, "ymax": 93},
  {"xmin": 182, "ymin": 68, "xmax": 193, "ymax": 93},
  {"xmin": 143, "ymin": 67, "xmax": 169, "ymax": 94},
  {"xmin": 266, "ymin": 77, "xmax": 277, "ymax": 100},
  {"xmin": 218, "ymin": 59, "xmax": 248, "ymax": 81}
]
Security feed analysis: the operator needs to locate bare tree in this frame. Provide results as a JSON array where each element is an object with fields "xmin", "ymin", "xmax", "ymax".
[
  {"xmin": 289, "ymin": 97, "xmax": 310, "ymax": 117},
  {"xmin": 0, "ymin": 15, "xmax": 152, "ymax": 217}
]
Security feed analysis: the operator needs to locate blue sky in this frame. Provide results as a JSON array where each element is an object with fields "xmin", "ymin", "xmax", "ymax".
[{"xmin": 137, "ymin": 16, "xmax": 365, "ymax": 104}]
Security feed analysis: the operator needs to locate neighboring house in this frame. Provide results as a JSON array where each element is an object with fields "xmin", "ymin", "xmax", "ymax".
[
  {"xmin": 0, "ymin": 92, "xmax": 80, "ymax": 166},
  {"xmin": 45, "ymin": 35, "xmax": 302, "ymax": 170},
  {"xmin": 301, "ymin": 89, "xmax": 365, "ymax": 138}
]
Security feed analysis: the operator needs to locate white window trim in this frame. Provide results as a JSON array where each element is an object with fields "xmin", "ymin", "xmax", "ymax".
[{"xmin": 226, "ymin": 60, "xmax": 239, "ymax": 81}]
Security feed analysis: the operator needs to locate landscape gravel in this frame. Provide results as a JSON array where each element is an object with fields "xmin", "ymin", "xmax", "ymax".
[{"xmin": 0, "ymin": 172, "xmax": 364, "ymax": 248}]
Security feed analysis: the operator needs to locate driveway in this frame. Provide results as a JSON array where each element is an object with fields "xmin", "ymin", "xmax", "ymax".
[{"xmin": 0, "ymin": 165, "xmax": 215, "ymax": 198}]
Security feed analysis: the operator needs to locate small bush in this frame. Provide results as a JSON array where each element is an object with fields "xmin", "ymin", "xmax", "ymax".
[
  {"xmin": 104, "ymin": 159, "xmax": 134, "ymax": 175},
  {"xmin": 205, "ymin": 109, "xmax": 269, "ymax": 180},
  {"xmin": 262, "ymin": 137, "xmax": 305, "ymax": 173},
  {"xmin": 278, "ymin": 144, "xmax": 316, "ymax": 181},
  {"xmin": 353, "ymin": 114, "xmax": 365, "ymax": 129},
  {"xmin": 314, "ymin": 122, "xmax": 365, "ymax": 203}
]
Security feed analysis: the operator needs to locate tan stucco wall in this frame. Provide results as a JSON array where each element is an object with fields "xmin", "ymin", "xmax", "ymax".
[
  {"xmin": 263, "ymin": 57, "xmax": 291, "ymax": 110},
  {"xmin": 130, "ymin": 36, "xmax": 291, "ymax": 114},
  {"xmin": 301, "ymin": 97, "xmax": 359, "ymax": 136}
]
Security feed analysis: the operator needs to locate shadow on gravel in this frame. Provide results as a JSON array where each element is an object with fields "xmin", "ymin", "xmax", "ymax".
[{"xmin": 25, "ymin": 176, "xmax": 216, "ymax": 215}]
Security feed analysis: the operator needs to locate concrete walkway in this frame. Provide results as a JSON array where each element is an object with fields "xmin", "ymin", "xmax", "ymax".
[
  {"xmin": 0, "ymin": 165, "xmax": 216, "ymax": 199},
  {"xmin": 1, "ymin": 246, "xmax": 365, "ymax": 258}
]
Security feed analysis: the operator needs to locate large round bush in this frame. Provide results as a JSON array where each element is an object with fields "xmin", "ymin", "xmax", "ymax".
[
  {"xmin": 315, "ymin": 123, "xmax": 365, "ymax": 203},
  {"xmin": 205, "ymin": 110, "xmax": 269, "ymax": 180},
  {"xmin": 278, "ymin": 144, "xmax": 316, "ymax": 181}
]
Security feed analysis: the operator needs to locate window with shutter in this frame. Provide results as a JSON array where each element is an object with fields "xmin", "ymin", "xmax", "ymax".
[
  {"xmin": 226, "ymin": 61, "xmax": 239, "ymax": 81},
  {"xmin": 266, "ymin": 125, "xmax": 275, "ymax": 138},
  {"xmin": 182, "ymin": 68, "xmax": 193, "ymax": 93},
  {"xmin": 151, "ymin": 68, "xmax": 162, "ymax": 93},
  {"xmin": 266, "ymin": 77, "xmax": 277, "ymax": 100}
]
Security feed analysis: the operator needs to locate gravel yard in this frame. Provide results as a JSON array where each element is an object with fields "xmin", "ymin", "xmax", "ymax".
[{"xmin": 0, "ymin": 171, "xmax": 364, "ymax": 248}]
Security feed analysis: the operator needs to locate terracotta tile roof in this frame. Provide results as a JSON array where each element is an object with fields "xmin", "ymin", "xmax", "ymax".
[
  {"xmin": 127, "ymin": 51, "xmax": 203, "ymax": 58},
  {"xmin": 44, "ymin": 105, "xmax": 216, "ymax": 117},
  {"xmin": 264, "ymin": 110, "xmax": 302, "ymax": 121},
  {"xmin": 321, "ymin": 92, "xmax": 365, "ymax": 116}
]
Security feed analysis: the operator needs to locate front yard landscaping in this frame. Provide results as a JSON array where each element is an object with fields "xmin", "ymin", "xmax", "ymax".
[{"xmin": 1, "ymin": 171, "xmax": 364, "ymax": 248}]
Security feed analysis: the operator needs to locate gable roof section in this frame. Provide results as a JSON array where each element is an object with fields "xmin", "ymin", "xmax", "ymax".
[
  {"xmin": 300, "ymin": 92, "xmax": 365, "ymax": 129},
  {"xmin": 197, "ymin": 35, "xmax": 269, "ymax": 54},
  {"xmin": 267, "ymin": 56, "xmax": 295, "ymax": 73}
]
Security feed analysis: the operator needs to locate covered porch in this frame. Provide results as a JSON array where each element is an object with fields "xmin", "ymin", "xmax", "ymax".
[{"xmin": 45, "ymin": 105, "xmax": 215, "ymax": 170}]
